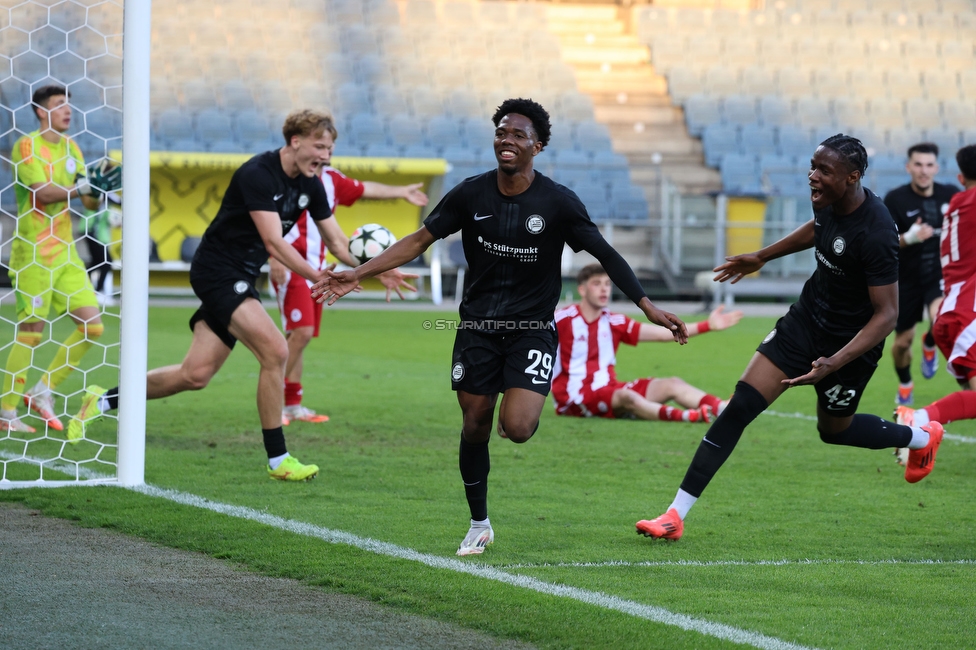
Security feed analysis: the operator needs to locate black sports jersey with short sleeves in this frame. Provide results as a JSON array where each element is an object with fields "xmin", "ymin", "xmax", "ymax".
[
  {"xmin": 797, "ymin": 189, "xmax": 899, "ymax": 338},
  {"xmin": 195, "ymin": 150, "xmax": 331, "ymax": 277},
  {"xmin": 884, "ymin": 182, "xmax": 959, "ymax": 284},
  {"xmin": 424, "ymin": 170, "xmax": 641, "ymax": 326}
]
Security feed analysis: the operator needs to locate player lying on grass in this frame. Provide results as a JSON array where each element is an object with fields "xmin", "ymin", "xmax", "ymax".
[
  {"xmin": 66, "ymin": 110, "xmax": 414, "ymax": 481},
  {"xmin": 314, "ymin": 98, "xmax": 688, "ymax": 556},
  {"xmin": 636, "ymin": 134, "xmax": 945, "ymax": 542},
  {"xmin": 895, "ymin": 144, "xmax": 976, "ymax": 461},
  {"xmin": 552, "ymin": 263, "xmax": 741, "ymax": 422},
  {"xmin": 269, "ymin": 111, "xmax": 428, "ymax": 426}
]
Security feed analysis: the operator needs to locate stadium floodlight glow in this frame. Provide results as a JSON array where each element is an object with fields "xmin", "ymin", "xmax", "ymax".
[{"xmin": 0, "ymin": 0, "xmax": 149, "ymax": 488}]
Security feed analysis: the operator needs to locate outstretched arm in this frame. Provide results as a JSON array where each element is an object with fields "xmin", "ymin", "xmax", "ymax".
[
  {"xmin": 361, "ymin": 181, "xmax": 429, "ymax": 207},
  {"xmin": 638, "ymin": 304, "xmax": 743, "ymax": 342},
  {"xmin": 314, "ymin": 226, "xmax": 435, "ymax": 304},
  {"xmin": 714, "ymin": 219, "xmax": 815, "ymax": 284},
  {"xmin": 784, "ymin": 282, "xmax": 897, "ymax": 387},
  {"xmin": 252, "ymin": 210, "xmax": 321, "ymax": 283}
]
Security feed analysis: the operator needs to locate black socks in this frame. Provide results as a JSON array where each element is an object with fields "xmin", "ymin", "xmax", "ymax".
[
  {"xmin": 679, "ymin": 381, "xmax": 769, "ymax": 498},
  {"xmin": 459, "ymin": 434, "xmax": 490, "ymax": 522}
]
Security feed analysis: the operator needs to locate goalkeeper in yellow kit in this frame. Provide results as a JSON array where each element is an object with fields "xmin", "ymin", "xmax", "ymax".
[{"xmin": 3, "ymin": 85, "xmax": 121, "ymax": 435}]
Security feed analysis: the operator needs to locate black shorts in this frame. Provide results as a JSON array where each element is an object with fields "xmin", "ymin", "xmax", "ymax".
[
  {"xmin": 896, "ymin": 279, "xmax": 943, "ymax": 333},
  {"xmin": 188, "ymin": 263, "xmax": 260, "ymax": 350},
  {"xmin": 451, "ymin": 327, "xmax": 558, "ymax": 396},
  {"xmin": 757, "ymin": 305, "xmax": 883, "ymax": 417}
]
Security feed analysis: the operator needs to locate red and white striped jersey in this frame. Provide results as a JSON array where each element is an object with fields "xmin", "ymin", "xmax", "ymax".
[
  {"xmin": 551, "ymin": 304, "xmax": 641, "ymax": 407},
  {"xmin": 284, "ymin": 166, "xmax": 365, "ymax": 285},
  {"xmin": 941, "ymin": 186, "xmax": 976, "ymax": 291}
]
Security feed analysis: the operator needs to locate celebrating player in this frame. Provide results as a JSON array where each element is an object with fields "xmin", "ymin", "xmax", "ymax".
[
  {"xmin": 553, "ymin": 264, "xmax": 740, "ymax": 422},
  {"xmin": 636, "ymin": 135, "xmax": 945, "ymax": 542},
  {"xmin": 2, "ymin": 85, "xmax": 120, "ymax": 434},
  {"xmin": 884, "ymin": 143, "xmax": 959, "ymax": 406},
  {"xmin": 314, "ymin": 98, "xmax": 688, "ymax": 555},
  {"xmin": 269, "ymin": 112, "xmax": 427, "ymax": 426},
  {"xmin": 895, "ymin": 145, "xmax": 976, "ymax": 443},
  {"xmin": 67, "ymin": 109, "xmax": 414, "ymax": 481}
]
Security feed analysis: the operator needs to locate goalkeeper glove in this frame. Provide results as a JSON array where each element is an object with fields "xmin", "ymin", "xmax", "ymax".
[
  {"xmin": 87, "ymin": 160, "xmax": 123, "ymax": 194},
  {"xmin": 903, "ymin": 220, "xmax": 926, "ymax": 245}
]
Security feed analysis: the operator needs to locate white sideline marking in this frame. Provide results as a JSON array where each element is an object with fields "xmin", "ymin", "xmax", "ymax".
[
  {"xmin": 500, "ymin": 558, "xmax": 976, "ymax": 570},
  {"xmin": 130, "ymin": 483, "xmax": 816, "ymax": 650},
  {"xmin": 764, "ymin": 410, "xmax": 976, "ymax": 444}
]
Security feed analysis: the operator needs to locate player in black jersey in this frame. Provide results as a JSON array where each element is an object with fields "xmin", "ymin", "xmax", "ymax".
[
  {"xmin": 66, "ymin": 110, "xmax": 414, "ymax": 481},
  {"xmin": 636, "ymin": 135, "xmax": 946, "ymax": 542},
  {"xmin": 315, "ymin": 98, "xmax": 688, "ymax": 555},
  {"xmin": 884, "ymin": 143, "xmax": 960, "ymax": 406}
]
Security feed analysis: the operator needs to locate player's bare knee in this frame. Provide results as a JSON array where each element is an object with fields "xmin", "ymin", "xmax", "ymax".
[
  {"xmin": 499, "ymin": 418, "xmax": 538, "ymax": 443},
  {"xmin": 181, "ymin": 366, "xmax": 213, "ymax": 391}
]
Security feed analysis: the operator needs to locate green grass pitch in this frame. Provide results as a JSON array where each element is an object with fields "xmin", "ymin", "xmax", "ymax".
[{"xmin": 2, "ymin": 305, "xmax": 974, "ymax": 649}]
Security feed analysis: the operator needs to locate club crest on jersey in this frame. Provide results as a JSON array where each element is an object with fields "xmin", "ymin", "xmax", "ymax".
[
  {"xmin": 525, "ymin": 215, "xmax": 545, "ymax": 234},
  {"xmin": 831, "ymin": 237, "xmax": 846, "ymax": 255},
  {"xmin": 65, "ymin": 158, "xmax": 77, "ymax": 175},
  {"xmin": 234, "ymin": 281, "xmax": 249, "ymax": 294},
  {"xmin": 451, "ymin": 362, "xmax": 465, "ymax": 381},
  {"xmin": 298, "ymin": 194, "xmax": 310, "ymax": 208},
  {"xmin": 290, "ymin": 308, "xmax": 303, "ymax": 322}
]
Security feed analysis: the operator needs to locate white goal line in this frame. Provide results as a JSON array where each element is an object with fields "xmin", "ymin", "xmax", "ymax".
[{"xmin": 499, "ymin": 558, "xmax": 976, "ymax": 570}]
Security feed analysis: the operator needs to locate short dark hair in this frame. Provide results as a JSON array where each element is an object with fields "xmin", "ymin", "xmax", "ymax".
[
  {"xmin": 907, "ymin": 142, "xmax": 939, "ymax": 159},
  {"xmin": 31, "ymin": 84, "xmax": 69, "ymax": 119},
  {"xmin": 577, "ymin": 263, "xmax": 607, "ymax": 284},
  {"xmin": 957, "ymin": 144, "xmax": 976, "ymax": 182},
  {"xmin": 819, "ymin": 133, "xmax": 869, "ymax": 176},
  {"xmin": 492, "ymin": 98, "xmax": 551, "ymax": 149},
  {"xmin": 282, "ymin": 109, "xmax": 335, "ymax": 144}
]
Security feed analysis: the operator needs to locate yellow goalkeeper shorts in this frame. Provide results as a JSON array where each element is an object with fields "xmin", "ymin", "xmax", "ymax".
[{"xmin": 9, "ymin": 252, "xmax": 99, "ymax": 322}]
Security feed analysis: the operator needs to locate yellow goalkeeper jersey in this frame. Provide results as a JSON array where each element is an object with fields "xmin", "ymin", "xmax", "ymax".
[{"xmin": 10, "ymin": 130, "xmax": 86, "ymax": 268}]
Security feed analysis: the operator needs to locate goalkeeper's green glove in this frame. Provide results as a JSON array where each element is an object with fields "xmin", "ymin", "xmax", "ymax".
[{"xmin": 77, "ymin": 160, "xmax": 122, "ymax": 198}]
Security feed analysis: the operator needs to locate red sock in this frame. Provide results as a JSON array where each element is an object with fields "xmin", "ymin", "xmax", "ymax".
[
  {"xmin": 698, "ymin": 394, "xmax": 722, "ymax": 412},
  {"xmin": 658, "ymin": 405, "xmax": 692, "ymax": 422},
  {"xmin": 925, "ymin": 391, "xmax": 976, "ymax": 424},
  {"xmin": 284, "ymin": 380, "xmax": 303, "ymax": 407}
]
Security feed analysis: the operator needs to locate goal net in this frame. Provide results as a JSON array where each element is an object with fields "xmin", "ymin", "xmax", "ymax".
[{"xmin": 0, "ymin": 0, "xmax": 148, "ymax": 487}]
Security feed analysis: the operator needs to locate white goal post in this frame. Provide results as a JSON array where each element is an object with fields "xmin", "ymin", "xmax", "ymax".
[{"xmin": 0, "ymin": 0, "xmax": 150, "ymax": 488}]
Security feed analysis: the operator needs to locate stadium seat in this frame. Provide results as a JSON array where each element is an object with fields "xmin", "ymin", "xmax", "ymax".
[
  {"xmin": 702, "ymin": 123, "xmax": 739, "ymax": 167},
  {"xmin": 759, "ymin": 95, "xmax": 792, "ymax": 127},
  {"xmin": 723, "ymin": 95, "xmax": 759, "ymax": 127},
  {"xmin": 387, "ymin": 112, "xmax": 427, "ymax": 149},
  {"xmin": 372, "ymin": 84, "xmax": 407, "ymax": 117},
  {"xmin": 555, "ymin": 91, "xmax": 595, "ymax": 122},
  {"xmin": 348, "ymin": 112, "xmax": 387, "ymax": 147},
  {"xmin": 720, "ymin": 152, "xmax": 761, "ymax": 195},
  {"xmin": 870, "ymin": 100, "xmax": 906, "ymax": 130},
  {"xmin": 813, "ymin": 69, "xmax": 848, "ymax": 99},
  {"xmin": 401, "ymin": 143, "xmax": 437, "ymax": 158},
  {"xmin": 740, "ymin": 123, "xmax": 778, "ymax": 157},
  {"xmin": 154, "ymin": 108, "xmax": 193, "ymax": 144},
  {"xmin": 552, "ymin": 149, "xmax": 591, "ymax": 169},
  {"xmin": 943, "ymin": 99, "xmax": 976, "ymax": 126},
  {"xmin": 195, "ymin": 109, "xmax": 235, "ymax": 145},
  {"xmin": 426, "ymin": 114, "xmax": 461, "ymax": 144},
  {"xmin": 574, "ymin": 120, "xmax": 613, "ymax": 153},
  {"xmin": 887, "ymin": 71, "xmax": 923, "ymax": 101},
  {"xmin": 683, "ymin": 93, "xmax": 722, "ymax": 136},
  {"xmin": 67, "ymin": 80, "xmax": 104, "ymax": 112},
  {"xmin": 778, "ymin": 125, "xmax": 815, "ymax": 158},
  {"xmin": 905, "ymin": 98, "xmax": 944, "ymax": 130},
  {"xmin": 922, "ymin": 70, "xmax": 960, "ymax": 102},
  {"xmin": 741, "ymin": 65, "xmax": 778, "ymax": 95},
  {"xmin": 609, "ymin": 185, "xmax": 649, "ymax": 221},
  {"xmin": 939, "ymin": 40, "xmax": 973, "ymax": 70},
  {"xmin": 923, "ymin": 127, "xmax": 962, "ymax": 159},
  {"xmin": 776, "ymin": 66, "xmax": 814, "ymax": 99},
  {"xmin": 651, "ymin": 35, "xmax": 687, "ymax": 74},
  {"xmin": 792, "ymin": 96, "xmax": 828, "ymax": 126},
  {"xmin": 591, "ymin": 150, "xmax": 629, "ymax": 170},
  {"xmin": 704, "ymin": 66, "xmax": 741, "ymax": 98},
  {"xmin": 833, "ymin": 97, "xmax": 871, "ymax": 130},
  {"xmin": 666, "ymin": 66, "xmax": 703, "ymax": 104},
  {"xmin": 849, "ymin": 69, "xmax": 887, "ymax": 98},
  {"xmin": 219, "ymin": 80, "xmax": 256, "ymax": 110},
  {"xmin": 234, "ymin": 109, "xmax": 272, "ymax": 149},
  {"xmin": 363, "ymin": 142, "xmax": 401, "ymax": 158},
  {"xmin": 445, "ymin": 90, "xmax": 482, "ymax": 118},
  {"xmin": 723, "ymin": 39, "xmax": 759, "ymax": 70}
]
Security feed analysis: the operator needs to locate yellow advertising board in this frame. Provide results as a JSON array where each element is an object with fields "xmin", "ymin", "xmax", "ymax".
[
  {"xmin": 111, "ymin": 150, "xmax": 448, "ymax": 292},
  {"xmin": 725, "ymin": 197, "xmax": 766, "ymax": 275}
]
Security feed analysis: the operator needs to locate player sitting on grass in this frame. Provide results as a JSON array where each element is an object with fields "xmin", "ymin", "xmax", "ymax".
[
  {"xmin": 2, "ymin": 85, "xmax": 119, "ymax": 434},
  {"xmin": 636, "ymin": 135, "xmax": 945, "ymax": 542},
  {"xmin": 552, "ymin": 264, "xmax": 741, "ymax": 422},
  {"xmin": 66, "ymin": 109, "xmax": 414, "ymax": 481},
  {"xmin": 895, "ymin": 144, "xmax": 976, "ymax": 460},
  {"xmin": 269, "ymin": 111, "xmax": 428, "ymax": 426}
]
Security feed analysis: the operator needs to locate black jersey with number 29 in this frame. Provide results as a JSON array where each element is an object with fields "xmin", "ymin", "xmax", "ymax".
[
  {"xmin": 424, "ymin": 170, "xmax": 608, "ymax": 325},
  {"xmin": 196, "ymin": 150, "xmax": 332, "ymax": 277},
  {"xmin": 797, "ymin": 189, "xmax": 899, "ymax": 338}
]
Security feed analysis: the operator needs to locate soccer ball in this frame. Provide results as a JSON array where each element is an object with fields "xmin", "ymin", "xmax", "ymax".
[{"xmin": 348, "ymin": 223, "xmax": 396, "ymax": 264}]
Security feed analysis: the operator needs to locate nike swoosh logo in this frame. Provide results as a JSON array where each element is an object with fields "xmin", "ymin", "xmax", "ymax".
[
  {"xmin": 473, "ymin": 213, "xmax": 493, "ymax": 221},
  {"xmin": 274, "ymin": 193, "xmax": 284, "ymax": 201},
  {"xmin": 906, "ymin": 209, "xmax": 921, "ymax": 217},
  {"xmin": 531, "ymin": 377, "xmax": 549, "ymax": 385}
]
